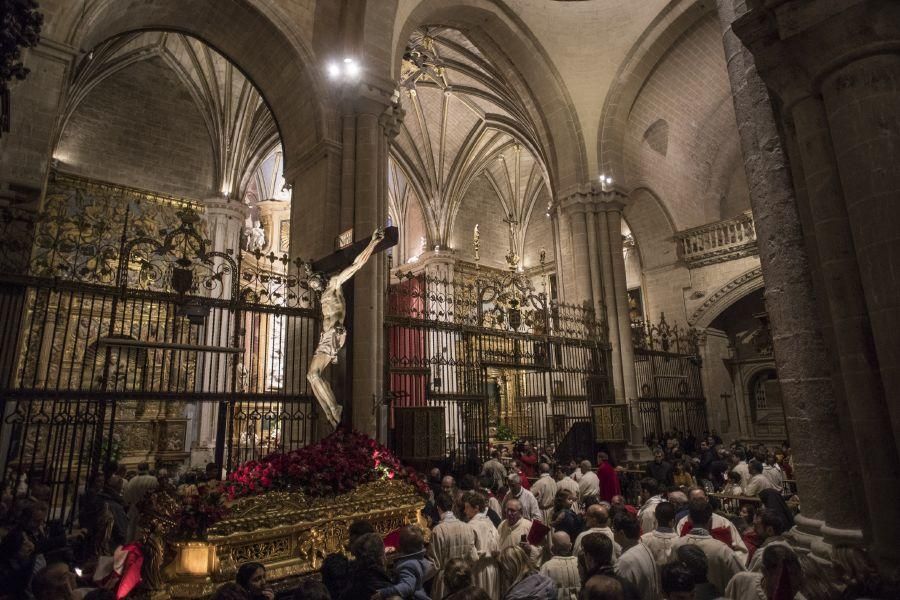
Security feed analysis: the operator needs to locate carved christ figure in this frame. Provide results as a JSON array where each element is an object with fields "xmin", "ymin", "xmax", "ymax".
[{"xmin": 306, "ymin": 227, "xmax": 385, "ymax": 428}]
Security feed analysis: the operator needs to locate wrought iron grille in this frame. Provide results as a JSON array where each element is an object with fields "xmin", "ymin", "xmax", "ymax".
[
  {"xmin": 385, "ymin": 267, "xmax": 611, "ymax": 466},
  {"xmin": 631, "ymin": 313, "xmax": 708, "ymax": 439},
  {"xmin": 0, "ymin": 173, "xmax": 323, "ymax": 524}
]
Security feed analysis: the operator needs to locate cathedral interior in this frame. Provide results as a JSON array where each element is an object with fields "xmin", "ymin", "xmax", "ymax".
[{"xmin": 1, "ymin": 0, "xmax": 899, "ymax": 584}]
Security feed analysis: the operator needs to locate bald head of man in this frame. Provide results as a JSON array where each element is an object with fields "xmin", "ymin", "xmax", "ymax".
[
  {"xmin": 551, "ymin": 531, "xmax": 572, "ymax": 556},
  {"xmin": 582, "ymin": 574, "xmax": 624, "ymax": 600},
  {"xmin": 585, "ymin": 503, "xmax": 610, "ymax": 528}
]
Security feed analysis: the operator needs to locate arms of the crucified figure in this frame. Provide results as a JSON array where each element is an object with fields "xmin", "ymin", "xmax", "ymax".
[{"xmin": 332, "ymin": 227, "xmax": 385, "ymax": 286}]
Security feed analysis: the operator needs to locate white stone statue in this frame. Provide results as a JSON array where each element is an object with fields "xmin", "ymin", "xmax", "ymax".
[
  {"xmin": 245, "ymin": 222, "xmax": 266, "ymax": 252},
  {"xmin": 306, "ymin": 227, "xmax": 385, "ymax": 428}
]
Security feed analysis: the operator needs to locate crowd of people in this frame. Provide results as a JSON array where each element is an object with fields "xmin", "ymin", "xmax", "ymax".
[{"xmin": 0, "ymin": 433, "xmax": 896, "ymax": 599}]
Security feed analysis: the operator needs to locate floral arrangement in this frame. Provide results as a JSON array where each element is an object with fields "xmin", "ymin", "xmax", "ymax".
[{"xmin": 226, "ymin": 428, "xmax": 430, "ymax": 500}]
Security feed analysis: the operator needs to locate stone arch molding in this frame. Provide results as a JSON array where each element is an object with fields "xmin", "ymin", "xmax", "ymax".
[
  {"xmin": 689, "ymin": 266, "xmax": 764, "ymax": 328},
  {"xmin": 384, "ymin": 0, "xmax": 589, "ymax": 197},
  {"xmin": 68, "ymin": 0, "xmax": 336, "ymax": 183}
]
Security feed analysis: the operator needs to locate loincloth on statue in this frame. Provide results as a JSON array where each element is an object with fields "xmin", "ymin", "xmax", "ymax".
[{"xmin": 314, "ymin": 326, "xmax": 347, "ymax": 364}]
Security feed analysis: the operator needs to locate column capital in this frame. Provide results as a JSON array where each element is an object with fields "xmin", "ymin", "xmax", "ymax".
[
  {"xmin": 203, "ymin": 196, "xmax": 249, "ymax": 220},
  {"xmin": 558, "ymin": 186, "xmax": 627, "ymax": 214},
  {"xmin": 379, "ymin": 103, "xmax": 406, "ymax": 139},
  {"xmin": 732, "ymin": 0, "xmax": 900, "ymax": 108}
]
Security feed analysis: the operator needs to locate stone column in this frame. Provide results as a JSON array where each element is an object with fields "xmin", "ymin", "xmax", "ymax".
[
  {"xmin": 596, "ymin": 208, "xmax": 624, "ymax": 402},
  {"xmin": 584, "ymin": 209, "xmax": 605, "ymax": 326},
  {"xmin": 346, "ymin": 92, "xmax": 400, "ymax": 437},
  {"xmin": 718, "ymin": 0, "xmax": 862, "ymax": 558},
  {"xmin": 563, "ymin": 200, "xmax": 593, "ymax": 307},
  {"xmin": 1, "ymin": 40, "xmax": 76, "ymax": 207},
  {"xmin": 191, "ymin": 197, "xmax": 247, "ymax": 466}
]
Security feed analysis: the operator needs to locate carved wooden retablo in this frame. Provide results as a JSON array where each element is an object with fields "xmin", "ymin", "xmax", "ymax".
[{"xmin": 162, "ymin": 479, "xmax": 426, "ymax": 598}]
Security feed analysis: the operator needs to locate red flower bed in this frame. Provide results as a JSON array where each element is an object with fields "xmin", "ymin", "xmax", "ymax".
[{"xmin": 226, "ymin": 429, "xmax": 429, "ymax": 499}]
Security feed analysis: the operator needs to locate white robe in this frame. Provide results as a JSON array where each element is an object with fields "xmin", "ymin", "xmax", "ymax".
[
  {"xmin": 498, "ymin": 517, "xmax": 541, "ymax": 563},
  {"xmin": 123, "ymin": 473, "xmax": 158, "ymax": 541},
  {"xmin": 671, "ymin": 532, "xmax": 745, "ymax": 594},
  {"xmin": 637, "ymin": 495, "xmax": 664, "ymax": 534},
  {"xmin": 531, "ymin": 474, "xmax": 558, "ymax": 523},
  {"xmin": 468, "ymin": 512, "xmax": 501, "ymax": 600},
  {"xmin": 614, "ymin": 542, "xmax": 659, "ymax": 600},
  {"xmin": 745, "ymin": 473, "xmax": 777, "ymax": 497},
  {"xmin": 675, "ymin": 512, "xmax": 749, "ymax": 566},
  {"xmin": 726, "ymin": 572, "xmax": 808, "ymax": 600},
  {"xmin": 429, "ymin": 512, "xmax": 478, "ymax": 599},
  {"xmin": 733, "ymin": 461, "xmax": 751, "ymax": 488},
  {"xmin": 572, "ymin": 526, "xmax": 620, "ymax": 563},
  {"xmin": 640, "ymin": 529, "xmax": 678, "ymax": 566},
  {"xmin": 539, "ymin": 556, "xmax": 580, "ymax": 600},
  {"xmin": 577, "ymin": 471, "xmax": 600, "ymax": 501}
]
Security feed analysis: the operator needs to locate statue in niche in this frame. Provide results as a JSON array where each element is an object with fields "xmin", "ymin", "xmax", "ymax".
[
  {"xmin": 245, "ymin": 222, "xmax": 266, "ymax": 252},
  {"xmin": 305, "ymin": 228, "xmax": 385, "ymax": 428}
]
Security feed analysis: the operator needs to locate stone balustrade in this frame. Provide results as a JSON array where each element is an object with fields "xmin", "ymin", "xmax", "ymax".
[{"xmin": 675, "ymin": 210, "xmax": 757, "ymax": 268}]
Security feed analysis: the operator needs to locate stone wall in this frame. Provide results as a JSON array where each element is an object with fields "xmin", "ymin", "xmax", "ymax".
[{"xmin": 54, "ymin": 57, "xmax": 215, "ymax": 199}]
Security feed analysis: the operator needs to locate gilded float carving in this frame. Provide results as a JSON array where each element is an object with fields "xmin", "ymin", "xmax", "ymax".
[{"xmin": 157, "ymin": 479, "xmax": 426, "ymax": 598}]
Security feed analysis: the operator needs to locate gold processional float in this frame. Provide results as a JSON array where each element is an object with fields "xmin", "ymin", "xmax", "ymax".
[{"xmin": 136, "ymin": 477, "xmax": 427, "ymax": 598}]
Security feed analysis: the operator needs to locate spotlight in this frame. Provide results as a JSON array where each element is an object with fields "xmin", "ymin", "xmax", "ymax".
[
  {"xmin": 344, "ymin": 60, "xmax": 360, "ymax": 78},
  {"xmin": 326, "ymin": 63, "xmax": 340, "ymax": 79}
]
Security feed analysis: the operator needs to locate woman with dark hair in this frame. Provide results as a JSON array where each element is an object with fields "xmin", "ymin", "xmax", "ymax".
[
  {"xmin": 235, "ymin": 562, "xmax": 274, "ymax": 599},
  {"xmin": 726, "ymin": 545, "xmax": 804, "ymax": 600},
  {"xmin": 0, "ymin": 529, "xmax": 37, "ymax": 599},
  {"xmin": 550, "ymin": 489, "xmax": 581, "ymax": 541},
  {"xmin": 338, "ymin": 533, "xmax": 393, "ymax": 600}
]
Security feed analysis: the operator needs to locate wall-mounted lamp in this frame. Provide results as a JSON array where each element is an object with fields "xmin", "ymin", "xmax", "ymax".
[{"xmin": 327, "ymin": 57, "xmax": 361, "ymax": 82}]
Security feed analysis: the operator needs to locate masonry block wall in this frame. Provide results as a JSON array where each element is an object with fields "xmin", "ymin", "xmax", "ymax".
[{"xmin": 55, "ymin": 57, "xmax": 215, "ymax": 199}]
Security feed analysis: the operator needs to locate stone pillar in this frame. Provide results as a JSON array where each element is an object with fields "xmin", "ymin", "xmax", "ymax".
[
  {"xmin": 563, "ymin": 201, "xmax": 593, "ymax": 307},
  {"xmin": 718, "ymin": 0, "xmax": 865, "ymax": 561},
  {"xmin": 345, "ymin": 93, "xmax": 400, "ymax": 438},
  {"xmin": 0, "ymin": 40, "xmax": 75, "ymax": 207},
  {"xmin": 596, "ymin": 208, "xmax": 624, "ymax": 402},
  {"xmin": 584, "ymin": 209, "xmax": 605, "ymax": 326},
  {"xmin": 191, "ymin": 197, "xmax": 247, "ymax": 466},
  {"xmin": 603, "ymin": 201, "xmax": 638, "ymax": 404}
]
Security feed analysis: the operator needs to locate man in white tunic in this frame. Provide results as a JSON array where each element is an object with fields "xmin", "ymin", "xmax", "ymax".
[
  {"xmin": 671, "ymin": 499, "xmax": 744, "ymax": 595},
  {"xmin": 744, "ymin": 461, "xmax": 778, "ymax": 497},
  {"xmin": 554, "ymin": 466, "xmax": 579, "ymax": 501},
  {"xmin": 726, "ymin": 545, "xmax": 806, "ymax": 600},
  {"xmin": 530, "ymin": 463, "xmax": 558, "ymax": 524},
  {"xmin": 636, "ymin": 477, "xmax": 665, "ymax": 534},
  {"xmin": 123, "ymin": 462, "xmax": 158, "ymax": 541},
  {"xmin": 463, "ymin": 491, "xmax": 501, "ymax": 600},
  {"xmin": 497, "ymin": 498, "xmax": 541, "ymax": 563},
  {"xmin": 640, "ymin": 500, "xmax": 678, "ymax": 566},
  {"xmin": 502, "ymin": 473, "xmax": 541, "ymax": 522},
  {"xmin": 613, "ymin": 511, "xmax": 659, "ymax": 600},
  {"xmin": 429, "ymin": 492, "xmax": 478, "ymax": 599},
  {"xmin": 675, "ymin": 487, "xmax": 749, "ymax": 566},
  {"xmin": 730, "ymin": 450, "xmax": 751, "ymax": 489},
  {"xmin": 572, "ymin": 504, "xmax": 620, "ymax": 561},
  {"xmin": 481, "ymin": 450, "xmax": 507, "ymax": 490},
  {"xmin": 539, "ymin": 532, "xmax": 580, "ymax": 600},
  {"xmin": 577, "ymin": 460, "xmax": 600, "ymax": 503}
]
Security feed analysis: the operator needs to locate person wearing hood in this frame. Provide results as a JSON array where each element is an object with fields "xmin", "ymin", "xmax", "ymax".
[
  {"xmin": 372, "ymin": 525, "xmax": 434, "ymax": 600},
  {"xmin": 497, "ymin": 546, "xmax": 557, "ymax": 600}
]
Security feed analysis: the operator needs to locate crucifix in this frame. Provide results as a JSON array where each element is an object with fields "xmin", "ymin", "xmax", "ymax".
[
  {"xmin": 503, "ymin": 212, "xmax": 519, "ymax": 270},
  {"xmin": 304, "ymin": 226, "xmax": 398, "ymax": 429}
]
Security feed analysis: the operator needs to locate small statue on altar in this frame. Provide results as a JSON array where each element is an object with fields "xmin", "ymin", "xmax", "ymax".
[
  {"xmin": 306, "ymin": 227, "xmax": 385, "ymax": 428},
  {"xmin": 245, "ymin": 222, "xmax": 266, "ymax": 252}
]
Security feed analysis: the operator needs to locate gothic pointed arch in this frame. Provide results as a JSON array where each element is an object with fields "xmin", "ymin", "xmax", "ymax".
[{"xmin": 67, "ymin": 0, "xmax": 335, "ymax": 182}]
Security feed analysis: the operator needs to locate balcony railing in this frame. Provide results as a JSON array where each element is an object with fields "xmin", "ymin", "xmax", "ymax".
[{"xmin": 675, "ymin": 210, "xmax": 757, "ymax": 268}]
